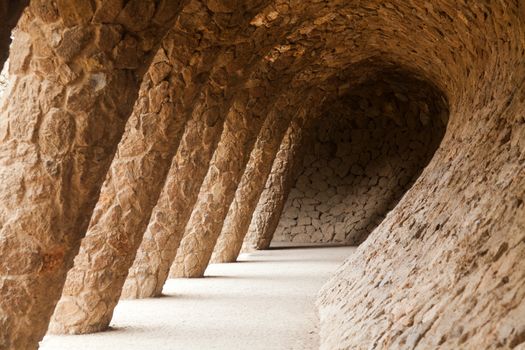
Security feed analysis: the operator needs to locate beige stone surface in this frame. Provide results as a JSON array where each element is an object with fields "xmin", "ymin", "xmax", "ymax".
[
  {"xmin": 274, "ymin": 75, "xmax": 447, "ymax": 245},
  {"xmin": 0, "ymin": 1, "xmax": 181, "ymax": 348},
  {"xmin": 168, "ymin": 42, "xmax": 349, "ymax": 276},
  {"xmin": 170, "ymin": 50, "xmax": 353, "ymax": 276},
  {"xmin": 120, "ymin": 85, "xmax": 229, "ymax": 298},
  {"xmin": 210, "ymin": 94, "xmax": 304, "ymax": 264},
  {"xmin": 316, "ymin": 2, "xmax": 525, "ymax": 350},
  {"xmin": 243, "ymin": 115, "xmax": 312, "ymax": 251},
  {"xmin": 48, "ymin": 31, "xmax": 189, "ymax": 335},
  {"xmin": 0, "ymin": 0, "xmax": 522, "ymax": 349},
  {"xmin": 122, "ymin": 0, "xmax": 287, "ymax": 298},
  {"xmin": 168, "ymin": 85, "xmax": 279, "ymax": 278}
]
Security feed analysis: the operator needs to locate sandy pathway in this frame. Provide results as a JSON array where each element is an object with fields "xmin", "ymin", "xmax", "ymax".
[{"xmin": 40, "ymin": 245, "xmax": 354, "ymax": 350}]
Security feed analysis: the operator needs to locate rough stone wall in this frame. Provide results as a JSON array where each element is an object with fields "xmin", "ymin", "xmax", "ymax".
[
  {"xmin": 210, "ymin": 92, "xmax": 305, "ymax": 263},
  {"xmin": 0, "ymin": 2, "xmax": 181, "ymax": 348},
  {"xmin": 273, "ymin": 76, "xmax": 447, "ymax": 245},
  {"xmin": 48, "ymin": 31, "xmax": 190, "ymax": 335},
  {"xmin": 317, "ymin": 2, "xmax": 525, "ymax": 350}
]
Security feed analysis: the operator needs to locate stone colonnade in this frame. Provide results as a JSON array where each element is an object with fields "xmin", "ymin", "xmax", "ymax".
[
  {"xmin": 0, "ymin": 1, "xmax": 522, "ymax": 350},
  {"xmin": 0, "ymin": 1, "xmax": 184, "ymax": 348},
  {"xmin": 271, "ymin": 75, "xmax": 447, "ymax": 245},
  {"xmin": 49, "ymin": 0, "xmax": 274, "ymax": 333},
  {"xmin": 211, "ymin": 92, "xmax": 310, "ymax": 263}
]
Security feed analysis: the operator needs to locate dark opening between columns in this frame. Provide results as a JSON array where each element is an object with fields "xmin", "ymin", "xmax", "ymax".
[{"xmin": 272, "ymin": 70, "xmax": 449, "ymax": 245}]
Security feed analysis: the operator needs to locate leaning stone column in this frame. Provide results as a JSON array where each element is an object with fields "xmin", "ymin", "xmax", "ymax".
[
  {"xmin": 211, "ymin": 96, "xmax": 308, "ymax": 263},
  {"xmin": 121, "ymin": 2, "xmax": 300, "ymax": 298},
  {"xmin": 0, "ymin": 2, "xmax": 182, "ymax": 349},
  {"xmin": 48, "ymin": 31, "xmax": 196, "ymax": 335},
  {"xmin": 0, "ymin": 0, "xmax": 29, "ymax": 71},
  {"xmin": 50, "ymin": 0, "xmax": 273, "ymax": 329},
  {"xmin": 120, "ymin": 80, "xmax": 231, "ymax": 299},
  {"xmin": 242, "ymin": 114, "xmax": 314, "ymax": 251},
  {"xmin": 166, "ymin": 45, "xmax": 324, "ymax": 278},
  {"xmin": 168, "ymin": 86, "xmax": 275, "ymax": 278}
]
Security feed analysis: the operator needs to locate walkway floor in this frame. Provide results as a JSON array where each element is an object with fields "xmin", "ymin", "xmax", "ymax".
[{"xmin": 40, "ymin": 245, "xmax": 354, "ymax": 350}]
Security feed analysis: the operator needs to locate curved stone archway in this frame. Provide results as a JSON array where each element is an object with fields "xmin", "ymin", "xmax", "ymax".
[
  {"xmin": 0, "ymin": 1, "xmax": 522, "ymax": 349},
  {"xmin": 271, "ymin": 72, "xmax": 448, "ymax": 245},
  {"xmin": 314, "ymin": 3, "xmax": 525, "ymax": 349}
]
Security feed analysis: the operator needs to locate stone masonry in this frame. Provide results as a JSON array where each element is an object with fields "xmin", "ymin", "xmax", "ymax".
[
  {"xmin": 0, "ymin": 1, "xmax": 522, "ymax": 350},
  {"xmin": 273, "ymin": 74, "xmax": 447, "ymax": 245}
]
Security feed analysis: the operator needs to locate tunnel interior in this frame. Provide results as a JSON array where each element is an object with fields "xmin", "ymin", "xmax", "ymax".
[
  {"xmin": 273, "ymin": 71, "xmax": 449, "ymax": 245},
  {"xmin": 0, "ymin": 1, "xmax": 523, "ymax": 350}
]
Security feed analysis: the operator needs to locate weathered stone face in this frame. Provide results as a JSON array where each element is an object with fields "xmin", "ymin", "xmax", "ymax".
[
  {"xmin": 274, "ymin": 73, "xmax": 447, "ymax": 245},
  {"xmin": 315, "ymin": 3, "xmax": 525, "ymax": 350},
  {"xmin": 0, "ymin": 1, "xmax": 182, "ymax": 348},
  {"xmin": 0, "ymin": 0, "xmax": 522, "ymax": 349}
]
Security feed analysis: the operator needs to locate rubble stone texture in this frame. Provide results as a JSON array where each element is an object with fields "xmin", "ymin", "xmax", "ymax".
[
  {"xmin": 120, "ymin": 81, "xmax": 230, "ymax": 298},
  {"xmin": 48, "ymin": 31, "xmax": 191, "ymax": 335},
  {"xmin": 243, "ymin": 113, "xmax": 313, "ymax": 251},
  {"xmin": 273, "ymin": 76, "xmax": 447, "ymax": 245},
  {"xmin": 0, "ymin": 1, "xmax": 182, "ymax": 348},
  {"xmin": 121, "ymin": 0, "xmax": 294, "ymax": 298},
  {"xmin": 0, "ymin": 0, "xmax": 522, "ymax": 349},
  {"xmin": 169, "ymin": 42, "xmax": 356, "ymax": 276},
  {"xmin": 210, "ymin": 93, "xmax": 306, "ymax": 263},
  {"xmin": 167, "ymin": 75, "xmax": 290, "ymax": 278},
  {"xmin": 316, "ymin": 3, "xmax": 525, "ymax": 350},
  {"xmin": 170, "ymin": 42, "xmax": 356, "ymax": 276},
  {"xmin": 240, "ymin": 64, "xmax": 383, "ymax": 253}
]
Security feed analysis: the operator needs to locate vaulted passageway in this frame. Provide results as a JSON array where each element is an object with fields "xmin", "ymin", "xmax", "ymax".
[
  {"xmin": 266, "ymin": 71, "xmax": 448, "ymax": 245},
  {"xmin": 0, "ymin": 1, "xmax": 523, "ymax": 350}
]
